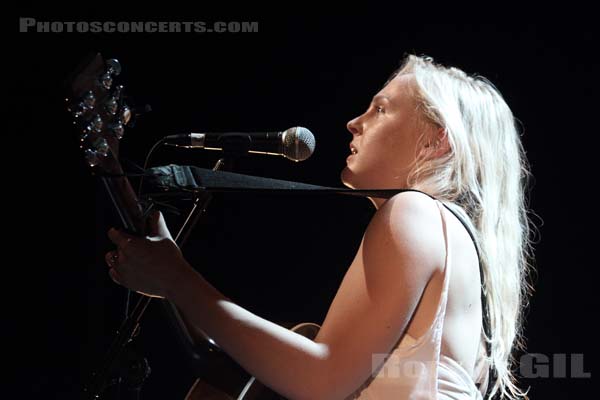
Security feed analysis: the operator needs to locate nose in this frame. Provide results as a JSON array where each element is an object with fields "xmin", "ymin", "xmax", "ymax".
[{"xmin": 346, "ymin": 116, "xmax": 361, "ymax": 136}]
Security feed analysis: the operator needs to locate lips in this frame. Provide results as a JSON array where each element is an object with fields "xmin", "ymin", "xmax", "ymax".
[{"xmin": 347, "ymin": 144, "xmax": 358, "ymax": 163}]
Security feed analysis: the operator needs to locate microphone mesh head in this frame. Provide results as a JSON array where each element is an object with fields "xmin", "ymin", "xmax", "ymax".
[{"xmin": 282, "ymin": 127, "xmax": 316, "ymax": 161}]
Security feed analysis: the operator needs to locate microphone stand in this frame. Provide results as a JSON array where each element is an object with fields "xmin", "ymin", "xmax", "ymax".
[{"xmin": 87, "ymin": 157, "xmax": 228, "ymax": 400}]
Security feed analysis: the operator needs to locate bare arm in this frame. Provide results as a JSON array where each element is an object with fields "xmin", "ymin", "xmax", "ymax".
[
  {"xmin": 167, "ymin": 269, "xmax": 332, "ymax": 400},
  {"xmin": 108, "ymin": 192, "xmax": 443, "ymax": 399}
]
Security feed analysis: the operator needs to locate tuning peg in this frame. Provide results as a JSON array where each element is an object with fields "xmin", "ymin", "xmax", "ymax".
[
  {"xmin": 104, "ymin": 85, "xmax": 124, "ymax": 115},
  {"xmin": 110, "ymin": 122, "xmax": 125, "ymax": 139},
  {"xmin": 99, "ymin": 59, "xmax": 122, "ymax": 90},
  {"xmin": 68, "ymin": 100, "xmax": 90, "ymax": 119},
  {"xmin": 83, "ymin": 137, "xmax": 109, "ymax": 167},
  {"xmin": 122, "ymin": 104, "xmax": 151, "ymax": 128},
  {"xmin": 112, "ymin": 85, "xmax": 124, "ymax": 98},
  {"xmin": 106, "ymin": 59, "xmax": 122, "ymax": 76},
  {"xmin": 121, "ymin": 105, "xmax": 132, "ymax": 125},
  {"xmin": 84, "ymin": 149, "xmax": 102, "ymax": 167},
  {"xmin": 83, "ymin": 90, "xmax": 96, "ymax": 109},
  {"xmin": 81, "ymin": 114, "xmax": 103, "ymax": 134},
  {"xmin": 105, "ymin": 97, "xmax": 118, "ymax": 115},
  {"xmin": 92, "ymin": 137, "xmax": 109, "ymax": 155},
  {"xmin": 99, "ymin": 72, "xmax": 113, "ymax": 90},
  {"xmin": 90, "ymin": 114, "xmax": 103, "ymax": 133}
]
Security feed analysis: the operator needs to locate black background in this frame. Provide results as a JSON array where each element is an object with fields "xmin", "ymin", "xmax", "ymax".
[{"xmin": 11, "ymin": 11, "xmax": 596, "ymax": 399}]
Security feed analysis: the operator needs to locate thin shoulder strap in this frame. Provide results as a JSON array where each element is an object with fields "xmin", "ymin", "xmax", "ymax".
[{"xmin": 397, "ymin": 189, "xmax": 495, "ymax": 398}]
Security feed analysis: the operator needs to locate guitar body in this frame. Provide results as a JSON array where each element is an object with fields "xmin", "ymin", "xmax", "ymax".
[{"xmin": 185, "ymin": 323, "xmax": 321, "ymax": 400}]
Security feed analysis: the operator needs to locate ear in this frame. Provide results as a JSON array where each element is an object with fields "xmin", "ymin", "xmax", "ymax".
[
  {"xmin": 430, "ymin": 128, "xmax": 450, "ymax": 158},
  {"xmin": 422, "ymin": 127, "xmax": 450, "ymax": 159}
]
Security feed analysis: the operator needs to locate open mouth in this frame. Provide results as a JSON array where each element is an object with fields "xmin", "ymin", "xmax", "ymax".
[{"xmin": 350, "ymin": 145, "xmax": 357, "ymax": 155}]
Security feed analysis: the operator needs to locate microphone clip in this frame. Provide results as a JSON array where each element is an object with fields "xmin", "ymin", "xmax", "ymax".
[{"xmin": 214, "ymin": 133, "xmax": 252, "ymax": 157}]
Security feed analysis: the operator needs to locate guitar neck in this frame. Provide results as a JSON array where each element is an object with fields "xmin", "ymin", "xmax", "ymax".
[
  {"xmin": 71, "ymin": 53, "xmax": 250, "ymax": 400},
  {"xmin": 101, "ymin": 172, "xmax": 146, "ymax": 235}
]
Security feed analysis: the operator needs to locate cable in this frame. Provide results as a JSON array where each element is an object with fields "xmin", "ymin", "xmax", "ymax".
[{"xmin": 137, "ymin": 138, "xmax": 167, "ymax": 198}]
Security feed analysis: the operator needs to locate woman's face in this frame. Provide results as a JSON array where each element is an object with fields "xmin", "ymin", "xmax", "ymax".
[{"xmin": 341, "ymin": 73, "xmax": 430, "ymax": 191}]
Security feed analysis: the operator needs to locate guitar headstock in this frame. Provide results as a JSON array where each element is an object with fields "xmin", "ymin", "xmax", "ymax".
[{"xmin": 66, "ymin": 53, "xmax": 132, "ymax": 175}]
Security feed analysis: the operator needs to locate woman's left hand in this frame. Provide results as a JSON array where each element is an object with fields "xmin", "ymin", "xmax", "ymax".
[{"xmin": 105, "ymin": 210, "xmax": 192, "ymax": 298}]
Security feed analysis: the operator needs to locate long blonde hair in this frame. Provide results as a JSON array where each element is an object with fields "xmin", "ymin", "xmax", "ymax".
[{"xmin": 394, "ymin": 55, "xmax": 536, "ymax": 399}]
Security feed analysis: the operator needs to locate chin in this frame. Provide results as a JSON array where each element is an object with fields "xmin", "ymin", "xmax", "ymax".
[{"xmin": 340, "ymin": 166, "xmax": 358, "ymax": 189}]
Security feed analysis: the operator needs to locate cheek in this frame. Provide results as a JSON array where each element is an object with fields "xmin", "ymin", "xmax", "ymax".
[
  {"xmin": 351, "ymin": 148, "xmax": 395, "ymax": 183},
  {"xmin": 363, "ymin": 133, "xmax": 406, "ymax": 168}
]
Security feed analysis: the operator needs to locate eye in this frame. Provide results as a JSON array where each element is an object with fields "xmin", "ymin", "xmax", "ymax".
[{"xmin": 375, "ymin": 105, "xmax": 384, "ymax": 114}]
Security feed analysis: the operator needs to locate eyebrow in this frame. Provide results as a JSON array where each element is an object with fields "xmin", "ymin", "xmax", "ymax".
[{"xmin": 372, "ymin": 94, "xmax": 391, "ymax": 103}]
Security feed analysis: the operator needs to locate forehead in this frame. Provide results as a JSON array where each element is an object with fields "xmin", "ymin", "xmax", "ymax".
[{"xmin": 376, "ymin": 73, "xmax": 416, "ymax": 105}]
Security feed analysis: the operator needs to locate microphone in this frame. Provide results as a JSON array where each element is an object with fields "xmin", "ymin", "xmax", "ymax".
[{"xmin": 163, "ymin": 126, "xmax": 315, "ymax": 162}]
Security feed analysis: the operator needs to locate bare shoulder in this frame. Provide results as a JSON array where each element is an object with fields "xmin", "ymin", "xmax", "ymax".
[
  {"xmin": 369, "ymin": 192, "xmax": 445, "ymax": 261},
  {"xmin": 375, "ymin": 190, "xmax": 441, "ymax": 223},
  {"xmin": 312, "ymin": 191, "xmax": 447, "ymax": 395},
  {"xmin": 363, "ymin": 191, "xmax": 446, "ymax": 284}
]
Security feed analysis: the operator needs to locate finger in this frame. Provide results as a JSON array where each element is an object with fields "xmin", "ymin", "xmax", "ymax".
[
  {"xmin": 147, "ymin": 210, "xmax": 172, "ymax": 240},
  {"xmin": 156, "ymin": 212, "xmax": 174, "ymax": 240},
  {"xmin": 108, "ymin": 228, "xmax": 135, "ymax": 249},
  {"xmin": 146, "ymin": 210, "xmax": 160, "ymax": 237}
]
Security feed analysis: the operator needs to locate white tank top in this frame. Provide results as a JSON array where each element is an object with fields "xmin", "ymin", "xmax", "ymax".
[{"xmin": 346, "ymin": 200, "xmax": 489, "ymax": 400}]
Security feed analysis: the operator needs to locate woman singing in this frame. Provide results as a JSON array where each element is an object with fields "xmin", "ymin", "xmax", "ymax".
[{"xmin": 106, "ymin": 54, "xmax": 535, "ymax": 399}]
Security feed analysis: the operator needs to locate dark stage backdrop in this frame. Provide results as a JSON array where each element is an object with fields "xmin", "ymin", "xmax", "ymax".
[{"xmin": 12, "ymin": 13, "xmax": 595, "ymax": 399}]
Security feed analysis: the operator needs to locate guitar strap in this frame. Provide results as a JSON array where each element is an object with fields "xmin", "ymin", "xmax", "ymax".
[{"xmin": 131, "ymin": 163, "xmax": 495, "ymax": 398}]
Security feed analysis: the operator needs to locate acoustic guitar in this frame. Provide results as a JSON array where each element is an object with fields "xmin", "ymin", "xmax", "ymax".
[{"xmin": 68, "ymin": 53, "xmax": 320, "ymax": 399}]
